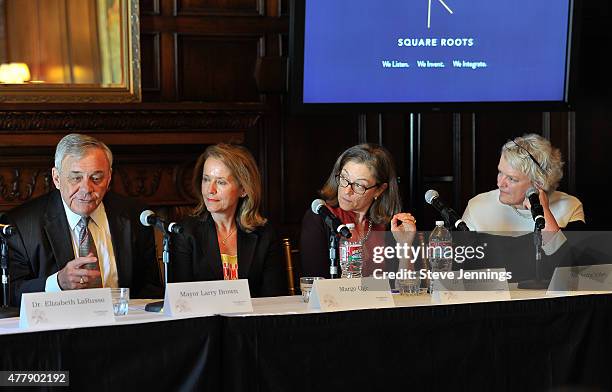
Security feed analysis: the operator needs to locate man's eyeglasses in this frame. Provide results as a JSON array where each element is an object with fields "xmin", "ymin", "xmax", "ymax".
[
  {"xmin": 509, "ymin": 139, "xmax": 547, "ymax": 175},
  {"xmin": 336, "ymin": 174, "xmax": 378, "ymax": 195}
]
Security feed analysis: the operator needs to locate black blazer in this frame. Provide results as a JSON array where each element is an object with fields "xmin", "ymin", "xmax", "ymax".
[
  {"xmin": 2, "ymin": 190, "xmax": 163, "ymax": 306},
  {"xmin": 170, "ymin": 214, "xmax": 286, "ymax": 297}
]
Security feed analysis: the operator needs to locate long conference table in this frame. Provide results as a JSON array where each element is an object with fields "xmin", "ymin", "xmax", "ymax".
[{"xmin": 2, "ymin": 289, "xmax": 612, "ymax": 391}]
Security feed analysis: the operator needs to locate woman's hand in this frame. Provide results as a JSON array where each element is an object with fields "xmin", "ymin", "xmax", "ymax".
[
  {"xmin": 522, "ymin": 187, "xmax": 549, "ymax": 211},
  {"xmin": 391, "ymin": 212, "xmax": 417, "ymax": 244},
  {"xmin": 522, "ymin": 188, "xmax": 560, "ymax": 242}
]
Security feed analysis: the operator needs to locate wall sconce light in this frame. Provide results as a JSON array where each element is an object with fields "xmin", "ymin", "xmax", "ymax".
[{"xmin": 0, "ymin": 63, "xmax": 31, "ymax": 84}]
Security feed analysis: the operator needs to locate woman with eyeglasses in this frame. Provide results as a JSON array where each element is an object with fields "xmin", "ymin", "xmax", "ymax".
[{"xmin": 300, "ymin": 143, "xmax": 417, "ymax": 278}]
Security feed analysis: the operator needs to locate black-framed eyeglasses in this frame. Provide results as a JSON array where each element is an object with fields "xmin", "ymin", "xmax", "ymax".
[
  {"xmin": 509, "ymin": 139, "xmax": 547, "ymax": 175},
  {"xmin": 335, "ymin": 174, "xmax": 378, "ymax": 195}
]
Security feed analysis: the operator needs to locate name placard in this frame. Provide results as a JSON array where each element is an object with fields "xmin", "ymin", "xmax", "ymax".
[
  {"xmin": 19, "ymin": 288, "xmax": 114, "ymax": 329},
  {"xmin": 308, "ymin": 277, "xmax": 394, "ymax": 311},
  {"xmin": 163, "ymin": 279, "xmax": 253, "ymax": 317},
  {"xmin": 431, "ymin": 268, "xmax": 511, "ymax": 304},
  {"xmin": 547, "ymin": 264, "xmax": 612, "ymax": 295}
]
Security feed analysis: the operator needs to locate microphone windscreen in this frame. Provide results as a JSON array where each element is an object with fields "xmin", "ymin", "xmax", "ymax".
[
  {"xmin": 526, "ymin": 187, "xmax": 538, "ymax": 199},
  {"xmin": 139, "ymin": 210, "xmax": 155, "ymax": 226},
  {"xmin": 311, "ymin": 199, "xmax": 325, "ymax": 214},
  {"xmin": 168, "ymin": 222, "xmax": 184, "ymax": 234},
  {"xmin": 1, "ymin": 224, "xmax": 15, "ymax": 236},
  {"xmin": 425, "ymin": 189, "xmax": 439, "ymax": 205}
]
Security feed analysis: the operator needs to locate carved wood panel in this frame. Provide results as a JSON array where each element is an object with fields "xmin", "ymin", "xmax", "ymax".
[
  {"xmin": 0, "ymin": 166, "xmax": 53, "ymax": 210},
  {"xmin": 0, "ymin": 162, "xmax": 195, "ymax": 212},
  {"xmin": 0, "ymin": 110, "xmax": 260, "ymax": 132},
  {"xmin": 0, "ymin": 109, "xmax": 256, "ymax": 212},
  {"xmin": 0, "ymin": 148, "xmax": 197, "ymax": 212}
]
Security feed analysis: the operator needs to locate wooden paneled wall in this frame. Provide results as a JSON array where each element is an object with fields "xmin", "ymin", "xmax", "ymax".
[{"xmin": 1, "ymin": 0, "xmax": 611, "ymax": 255}]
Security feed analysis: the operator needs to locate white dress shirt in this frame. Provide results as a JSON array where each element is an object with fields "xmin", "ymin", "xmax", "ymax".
[{"xmin": 45, "ymin": 201, "xmax": 119, "ymax": 291}]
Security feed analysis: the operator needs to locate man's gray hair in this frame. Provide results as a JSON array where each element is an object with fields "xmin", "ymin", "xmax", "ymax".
[{"xmin": 54, "ymin": 133, "xmax": 113, "ymax": 172}]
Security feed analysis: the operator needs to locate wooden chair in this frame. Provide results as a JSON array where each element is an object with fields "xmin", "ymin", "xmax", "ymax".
[{"xmin": 282, "ymin": 238, "xmax": 300, "ymax": 295}]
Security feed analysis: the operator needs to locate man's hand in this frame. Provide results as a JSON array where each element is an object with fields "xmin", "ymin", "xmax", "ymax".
[{"xmin": 57, "ymin": 256, "xmax": 101, "ymax": 290}]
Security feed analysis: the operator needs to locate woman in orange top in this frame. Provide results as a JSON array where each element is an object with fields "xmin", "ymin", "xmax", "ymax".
[{"xmin": 172, "ymin": 144, "xmax": 285, "ymax": 297}]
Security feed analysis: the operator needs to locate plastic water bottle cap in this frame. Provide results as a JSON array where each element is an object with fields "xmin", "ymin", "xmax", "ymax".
[{"xmin": 435, "ymin": 220, "xmax": 445, "ymax": 226}]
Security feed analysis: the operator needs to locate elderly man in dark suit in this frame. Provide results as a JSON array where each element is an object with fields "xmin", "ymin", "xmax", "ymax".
[{"xmin": 1, "ymin": 133, "xmax": 162, "ymax": 306}]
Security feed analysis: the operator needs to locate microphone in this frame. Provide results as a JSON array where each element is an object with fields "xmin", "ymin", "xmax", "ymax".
[
  {"xmin": 311, "ymin": 199, "xmax": 352, "ymax": 238},
  {"xmin": 424, "ymin": 190, "xmax": 470, "ymax": 231},
  {"xmin": 140, "ymin": 210, "xmax": 181, "ymax": 313},
  {"xmin": 526, "ymin": 187, "xmax": 546, "ymax": 230},
  {"xmin": 139, "ymin": 210, "xmax": 183, "ymax": 234},
  {"xmin": 0, "ymin": 223, "xmax": 16, "ymax": 237}
]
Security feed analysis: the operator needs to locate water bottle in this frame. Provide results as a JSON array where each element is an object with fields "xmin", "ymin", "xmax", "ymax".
[
  {"xmin": 428, "ymin": 221, "xmax": 453, "ymax": 292},
  {"xmin": 416, "ymin": 232, "xmax": 429, "ymax": 290},
  {"xmin": 339, "ymin": 224, "xmax": 363, "ymax": 278}
]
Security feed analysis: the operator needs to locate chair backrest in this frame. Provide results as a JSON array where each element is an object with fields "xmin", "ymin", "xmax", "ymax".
[{"xmin": 282, "ymin": 238, "xmax": 299, "ymax": 295}]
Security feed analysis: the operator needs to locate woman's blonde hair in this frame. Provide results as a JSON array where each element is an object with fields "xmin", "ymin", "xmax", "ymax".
[
  {"xmin": 192, "ymin": 144, "xmax": 266, "ymax": 232},
  {"xmin": 501, "ymin": 133, "xmax": 564, "ymax": 192}
]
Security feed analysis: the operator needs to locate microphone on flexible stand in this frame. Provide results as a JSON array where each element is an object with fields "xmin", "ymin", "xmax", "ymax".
[
  {"xmin": 424, "ymin": 190, "xmax": 470, "ymax": 231},
  {"xmin": 311, "ymin": 199, "xmax": 351, "ymax": 278},
  {"xmin": 140, "ymin": 210, "xmax": 183, "ymax": 234},
  {"xmin": 525, "ymin": 187, "xmax": 546, "ymax": 230},
  {"xmin": 0, "ymin": 216, "xmax": 20, "ymax": 318},
  {"xmin": 311, "ymin": 199, "xmax": 352, "ymax": 238},
  {"xmin": 0, "ymin": 223, "xmax": 16, "ymax": 236},
  {"xmin": 139, "ymin": 210, "xmax": 182, "ymax": 312},
  {"xmin": 517, "ymin": 187, "xmax": 549, "ymax": 290}
]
